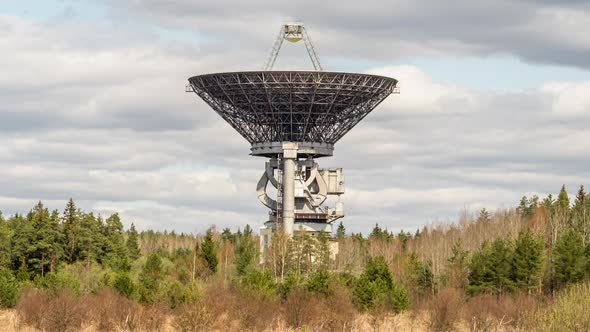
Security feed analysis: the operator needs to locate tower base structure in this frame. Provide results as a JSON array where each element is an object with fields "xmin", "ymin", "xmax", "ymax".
[{"xmin": 255, "ymin": 142, "xmax": 343, "ymax": 257}]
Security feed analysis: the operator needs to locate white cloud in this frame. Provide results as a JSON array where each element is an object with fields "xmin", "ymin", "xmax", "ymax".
[
  {"xmin": 542, "ymin": 81, "xmax": 590, "ymax": 116},
  {"xmin": 1, "ymin": 8, "xmax": 590, "ymax": 235}
]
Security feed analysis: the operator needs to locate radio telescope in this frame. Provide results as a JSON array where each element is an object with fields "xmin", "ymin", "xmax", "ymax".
[{"xmin": 187, "ymin": 23, "xmax": 398, "ymax": 250}]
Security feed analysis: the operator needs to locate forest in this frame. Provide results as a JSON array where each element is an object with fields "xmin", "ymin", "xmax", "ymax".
[{"xmin": 1, "ymin": 185, "xmax": 590, "ymax": 331}]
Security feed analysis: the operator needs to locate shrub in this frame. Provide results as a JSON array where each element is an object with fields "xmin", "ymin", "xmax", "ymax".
[
  {"xmin": 135, "ymin": 304, "xmax": 168, "ymax": 331},
  {"xmin": 353, "ymin": 256, "xmax": 410, "ymax": 313},
  {"xmin": 112, "ymin": 272, "xmax": 135, "ymax": 298},
  {"xmin": 277, "ymin": 270, "xmax": 301, "ymax": 300},
  {"xmin": 282, "ymin": 288, "xmax": 322, "ymax": 328},
  {"xmin": 138, "ymin": 253, "xmax": 163, "ymax": 304},
  {"xmin": 233, "ymin": 290, "xmax": 277, "ymax": 330},
  {"xmin": 167, "ymin": 280, "xmax": 190, "ymax": 309},
  {"xmin": 15, "ymin": 288, "xmax": 45, "ymax": 329},
  {"xmin": 84, "ymin": 288, "xmax": 138, "ymax": 331},
  {"xmin": 240, "ymin": 267, "xmax": 276, "ymax": 297},
  {"xmin": 306, "ymin": 270, "xmax": 331, "ymax": 296},
  {"xmin": 463, "ymin": 293, "xmax": 539, "ymax": 332},
  {"xmin": 534, "ymin": 282, "xmax": 590, "ymax": 331},
  {"xmin": 425, "ymin": 288, "xmax": 464, "ymax": 332},
  {"xmin": 173, "ymin": 301, "xmax": 213, "ymax": 332},
  {"xmin": 0, "ymin": 268, "xmax": 20, "ymax": 308},
  {"xmin": 321, "ymin": 285, "xmax": 357, "ymax": 331},
  {"xmin": 64, "ymin": 263, "xmax": 111, "ymax": 294},
  {"xmin": 16, "ymin": 288, "xmax": 85, "ymax": 332},
  {"xmin": 35, "ymin": 270, "xmax": 81, "ymax": 295}
]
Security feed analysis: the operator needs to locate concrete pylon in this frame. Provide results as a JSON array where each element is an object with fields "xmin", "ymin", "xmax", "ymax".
[{"xmin": 281, "ymin": 142, "xmax": 297, "ymax": 237}]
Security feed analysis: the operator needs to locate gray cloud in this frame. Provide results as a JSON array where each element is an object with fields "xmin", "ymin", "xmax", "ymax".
[
  {"xmin": 1, "ymin": 6, "xmax": 589, "ymax": 234},
  {"xmin": 86, "ymin": 0, "xmax": 590, "ymax": 69}
]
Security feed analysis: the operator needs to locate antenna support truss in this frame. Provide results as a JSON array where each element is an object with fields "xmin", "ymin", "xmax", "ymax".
[{"xmin": 263, "ymin": 22, "xmax": 323, "ymax": 71}]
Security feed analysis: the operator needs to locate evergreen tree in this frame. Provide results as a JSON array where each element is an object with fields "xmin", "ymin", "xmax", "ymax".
[
  {"xmin": 512, "ymin": 230, "xmax": 544, "ymax": 293},
  {"xmin": 0, "ymin": 213, "xmax": 11, "ymax": 268},
  {"xmin": 477, "ymin": 208, "xmax": 491, "ymax": 223},
  {"xmin": 290, "ymin": 232, "xmax": 315, "ymax": 273},
  {"xmin": 138, "ymin": 253, "xmax": 163, "ymax": 303},
  {"xmin": 8, "ymin": 214, "xmax": 34, "ymax": 273},
  {"xmin": 406, "ymin": 253, "xmax": 434, "ymax": 296},
  {"xmin": 489, "ymin": 239, "xmax": 515, "ymax": 294},
  {"xmin": 314, "ymin": 232, "xmax": 331, "ymax": 271},
  {"xmin": 221, "ymin": 227, "xmax": 234, "ymax": 243},
  {"xmin": 573, "ymin": 185, "xmax": 586, "ymax": 212},
  {"xmin": 200, "ymin": 229, "xmax": 218, "ymax": 273},
  {"xmin": 552, "ymin": 229, "xmax": 585, "ymax": 288},
  {"xmin": 336, "ymin": 222, "xmax": 345, "ymax": 240},
  {"xmin": 542, "ymin": 194, "xmax": 555, "ymax": 208},
  {"xmin": 353, "ymin": 256, "xmax": 409, "ymax": 312},
  {"xmin": 518, "ymin": 195, "xmax": 540, "ymax": 218},
  {"xmin": 572, "ymin": 185, "xmax": 589, "ymax": 244},
  {"xmin": 235, "ymin": 225, "xmax": 256, "ymax": 276},
  {"xmin": 369, "ymin": 223, "xmax": 392, "ymax": 241},
  {"xmin": 0, "ymin": 268, "xmax": 19, "ymax": 308},
  {"xmin": 29, "ymin": 202, "xmax": 60, "ymax": 276},
  {"xmin": 48, "ymin": 210, "xmax": 63, "ymax": 272},
  {"xmin": 556, "ymin": 185, "xmax": 570, "ymax": 211},
  {"xmin": 126, "ymin": 223, "xmax": 141, "ymax": 260},
  {"xmin": 62, "ymin": 198, "xmax": 80, "ymax": 263},
  {"xmin": 468, "ymin": 239, "xmax": 514, "ymax": 295},
  {"xmin": 103, "ymin": 213, "xmax": 129, "ymax": 271},
  {"xmin": 398, "ymin": 231, "xmax": 410, "ymax": 251},
  {"xmin": 77, "ymin": 213, "xmax": 104, "ymax": 265},
  {"xmin": 446, "ymin": 239, "xmax": 469, "ymax": 289}
]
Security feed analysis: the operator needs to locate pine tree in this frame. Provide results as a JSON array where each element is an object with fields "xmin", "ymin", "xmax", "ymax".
[
  {"xmin": 0, "ymin": 213, "xmax": 11, "ymax": 268},
  {"xmin": 48, "ymin": 210, "xmax": 63, "ymax": 272},
  {"xmin": 126, "ymin": 223, "xmax": 141, "ymax": 260},
  {"xmin": 477, "ymin": 208, "xmax": 491, "ymax": 223},
  {"xmin": 468, "ymin": 241, "xmax": 494, "ymax": 294},
  {"xmin": 235, "ymin": 225, "xmax": 256, "ymax": 275},
  {"xmin": 552, "ymin": 229, "xmax": 585, "ymax": 288},
  {"xmin": 398, "ymin": 231, "xmax": 410, "ymax": 251},
  {"xmin": 221, "ymin": 227, "xmax": 234, "ymax": 243},
  {"xmin": 556, "ymin": 185, "xmax": 570, "ymax": 211},
  {"xmin": 512, "ymin": 230, "xmax": 544, "ymax": 293},
  {"xmin": 29, "ymin": 202, "xmax": 61, "ymax": 276},
  {"xmin": 572, "ymin": 185, "xmax": 589, "ymax": 245},
  {"xmin": 468, "ymin": 239, "xmax": 514, "ymax": 295},
  {"xmin": 336, "ymin": 222, "xmax": 345, "ymax": 240},
  {"xmin": 200, "ymin": 229, "xmax": 218, "ymax": 273},
  {"xmin": 518, "ymin": 195, "xmax": 539, "ymax": 218},
  {"xmin": 370, "ymin": 223, "xmax": 383, "ymax": 240},
  {"xmin": 103, "ymin": 213, "xmax": 129, "ymax": 271},
  {"xmin": 542, "ymin": 194, "xmax": 555, "ymax": 208},
  {"xmin": 406, "ymin": 253, "xmax": 434, "ymax": 297},
  {"xmin": 314, "ymin": 231, "xmax": 331, "ymax": 271},
  {"xmin": 447, "ymin": 239, "xmax": 469, "ymax": 289},
  {"xmin": 353, "ymin": 256, "xmax": 409, "ymax": 312},
  {"xmin": 8, "ymin": 214, "xmax": 34, "ymax": 273},
  {"xmin": 77, "ymin": 213, "xmax": 104, "ymax": 265},
  {"xmin": 138, "ymin": 253, "xmax": 163, "ymax": 304},
  {"xmin": 62, "ymin": 198, "xmax": 80, "ymax": 263},
  {"xmin": 490, "ymin": 239, "xmax": 515, "ymax": 294}
]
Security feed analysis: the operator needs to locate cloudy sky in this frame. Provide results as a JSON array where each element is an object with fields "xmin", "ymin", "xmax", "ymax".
[{"xmin": 1, "ymin": 0, "xmax": 589, "ymax": 234}]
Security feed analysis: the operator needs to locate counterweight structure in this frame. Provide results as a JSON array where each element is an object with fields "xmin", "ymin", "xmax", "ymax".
[{"xmin": 187, "ymin": 23, "xmax": 397, "ymax": 249}]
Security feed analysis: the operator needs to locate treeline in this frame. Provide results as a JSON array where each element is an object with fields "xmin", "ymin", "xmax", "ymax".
[
  {"xmin": 0, "ymin": 199, "xmax": 141, "ymax": 279},
  {"xmin": 0, "ymin": 186, "xmax": 590, "ymax": 331}
]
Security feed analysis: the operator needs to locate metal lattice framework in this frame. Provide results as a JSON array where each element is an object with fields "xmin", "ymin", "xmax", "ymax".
[{"xmin": 188, "ymin": 71, "xmax": 397, "ymax": 145}]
